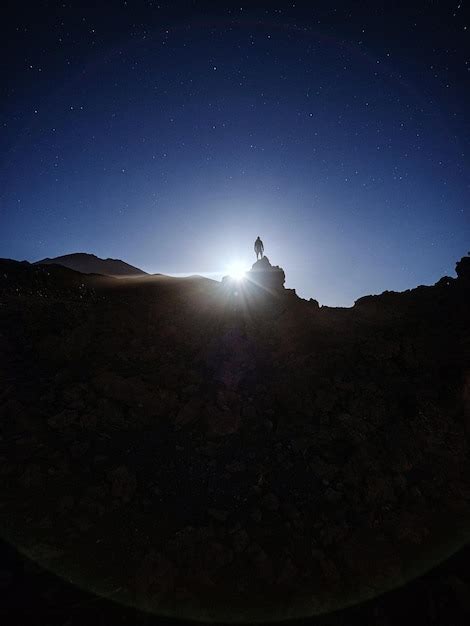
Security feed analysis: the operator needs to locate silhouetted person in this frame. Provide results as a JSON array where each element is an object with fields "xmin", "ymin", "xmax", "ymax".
[{"xmin": 254, "ymin": 236, "xmax": 264, "ymax": 260}]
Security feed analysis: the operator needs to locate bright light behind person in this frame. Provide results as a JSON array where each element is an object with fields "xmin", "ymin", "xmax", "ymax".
[{"xmin": 227, "ymin": 262, "xmax": 246, "ymax": 281}]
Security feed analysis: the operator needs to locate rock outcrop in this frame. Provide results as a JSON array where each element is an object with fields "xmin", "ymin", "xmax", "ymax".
[
  {"xmin": 222, "ymin": 256, "xmax": 287, "ymax": 295},
  {"xmin": 456, "ymin": 251, "xmax": 470, "ymax": 284},
  {"xmin": 245, "ymin": 256, "xmax": 286, "ymax": 291}
]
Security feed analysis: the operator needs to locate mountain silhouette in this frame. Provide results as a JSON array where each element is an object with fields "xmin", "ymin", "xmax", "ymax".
[
  {"xmin": 0, "ymin": 252, "xmax": 469, "ymax": 622},
  {"xmin": 35, "ymin": 252, "xmax": 147, "ymax": 276}
]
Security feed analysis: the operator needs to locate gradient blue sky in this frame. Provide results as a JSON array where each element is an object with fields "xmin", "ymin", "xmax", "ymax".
[{"xmin": 1, "ymin": 1, "xmax": 469, "ymax": 306}]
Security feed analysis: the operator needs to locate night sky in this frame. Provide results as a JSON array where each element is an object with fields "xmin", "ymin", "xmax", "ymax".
[{"xmin": 1, "ymin": 1, "xmax": 469, "ymax": 306}]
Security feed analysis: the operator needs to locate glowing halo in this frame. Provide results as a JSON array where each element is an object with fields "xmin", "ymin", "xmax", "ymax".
[{"xmin": 227, "ymin": 262, "xmax": 247, "ymax": 281}]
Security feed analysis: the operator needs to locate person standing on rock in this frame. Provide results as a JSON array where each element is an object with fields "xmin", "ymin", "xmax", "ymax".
[{"xmin": 254, "ymin": 236, "xmax": 264, "ymax": 260}]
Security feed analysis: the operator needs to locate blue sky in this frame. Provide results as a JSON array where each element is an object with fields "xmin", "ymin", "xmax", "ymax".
[{"xmin": 1, "ymin": 1, "xmax": 469, "ymax": 306}]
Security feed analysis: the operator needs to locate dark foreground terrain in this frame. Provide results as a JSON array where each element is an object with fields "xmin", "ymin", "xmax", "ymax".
[{"xmin": 0, "ymin": 256, "xmax": 469, "ymax": 623}]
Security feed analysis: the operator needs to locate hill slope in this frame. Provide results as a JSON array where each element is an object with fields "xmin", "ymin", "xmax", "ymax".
[
  {"xmin": 35, "ymin": 252, "xmax": 147, "ymax": 276},
  {"xmin": 0, "ymin": 254, "xmax": 469, "ymax": 622}
]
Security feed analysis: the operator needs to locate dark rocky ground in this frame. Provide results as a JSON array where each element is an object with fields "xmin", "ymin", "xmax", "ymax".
[{"xmin": 0, "ymin": 255, "xmax": 469, "ymax": 624}]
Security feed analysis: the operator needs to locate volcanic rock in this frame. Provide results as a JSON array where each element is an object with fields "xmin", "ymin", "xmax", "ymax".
[
  {"xmin": 1, "ymin": 254, "xmax": 470, "ymax": 622},
  {"xmin": 245, "ymin": 256, "xmax": 286, "ymax": 291}
]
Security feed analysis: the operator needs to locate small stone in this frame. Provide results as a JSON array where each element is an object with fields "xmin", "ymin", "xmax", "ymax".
[
  {"xmin": 251, "ymin": 547, "xmax": 273, "ymax": 581},
  {"xmin": 324, "ymin": 487, "xmax": 342, "ymax": 503},
  {"xmin": 19, "ymin": 463, "xmax": 42, "ymax": 488},
  {"xmin": 261, "ymin": 492, "xmax": 280, "ymax": 511},
  {"xmin": 231, "ymin": 529, "xmax": 249, "ymax": 553},
  {"xmin": 71, "ymin": 440, "xmax": 90, "ymax": 458},
  {"xmin": 250, "ymin": 507, "xmax": 262, "ymax": 522},
  {"xmin": 282, "ymin": 502, "xmax": 300, "ymax": 520},
  {"xmin": 276, "ymin": 556, "xmax": 299, "ymax": 586},
  {"xmin": 107, "ymin": 465, "xmax": 137, "ymax": 503},
  {"xmin": 225, "ymin": 460, "xmax": 246, "ymax": 473},
  {"xmin": 175, "ymin": 397, "xmax": 202, "ymax": 426},
  {"xmin": 57, "ymin": 495, "xmax": 74, "ymax": 514},
  {"xmin": 208, "ymin": 508, "xmax": 229, "ymax": 522}
]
